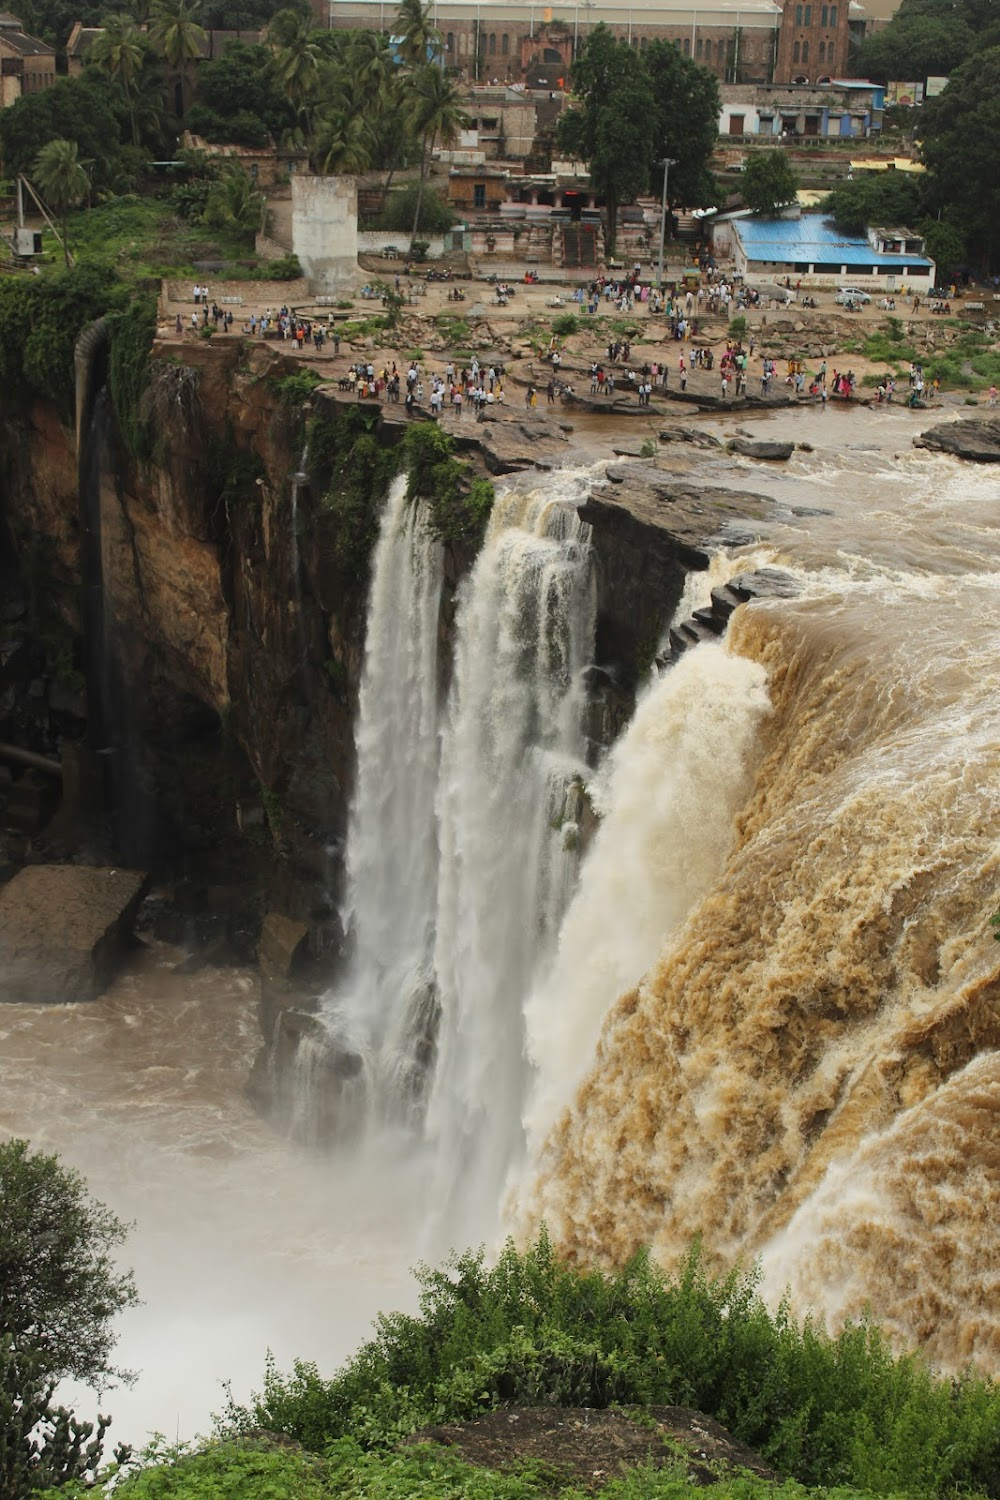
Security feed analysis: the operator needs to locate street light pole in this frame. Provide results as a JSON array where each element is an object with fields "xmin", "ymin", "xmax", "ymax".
[{"xmin": 657, "ymin": 157, "xmax": 677, "ymax": 288}]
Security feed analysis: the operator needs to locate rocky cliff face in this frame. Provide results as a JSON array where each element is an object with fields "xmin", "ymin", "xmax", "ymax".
[{"xmin": 1, "ymin": 337, "xmax": 775, "ymax": 970}]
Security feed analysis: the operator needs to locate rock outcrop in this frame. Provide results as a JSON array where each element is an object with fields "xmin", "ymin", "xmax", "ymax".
[
  {"xmin": 727, "ymin": 437, "xmax": 794, "ymax": 461},
  {"xmin": 0, "ymin": 864, "xmax": 146, "ymax": 1002},
  {"xmin": 914, "ymin": 416, "xmax": 1000, "ymax": 462}
]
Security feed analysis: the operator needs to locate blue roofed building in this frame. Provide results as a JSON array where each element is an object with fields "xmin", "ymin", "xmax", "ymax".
[{"xmin": 729, "ymin": 213, "xmax": 935, "ymax": 291}]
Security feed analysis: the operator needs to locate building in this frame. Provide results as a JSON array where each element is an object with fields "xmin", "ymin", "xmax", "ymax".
[
  {"xmin": 718, "ymin": 78, "xmax": 884, "ymax": 137},
  {"xmin": 723, "ymin": 210, "xmax": 934, "ymax": 288},
  {"xmin": 310, "ymin": 0, "xmax": 873, "ymax": 87},
  {"xmin": 457, "ymin": 85, "xmax": 539, "ymax": 159},
  {"xmin": 0, "ymin": 12, "xmax": 55, "ymax": 106}
]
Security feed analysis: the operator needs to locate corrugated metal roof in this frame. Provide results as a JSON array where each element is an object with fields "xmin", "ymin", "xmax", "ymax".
[{"xmin": 734, "ymin": 215, "xmax": 933, "ymax": 267}]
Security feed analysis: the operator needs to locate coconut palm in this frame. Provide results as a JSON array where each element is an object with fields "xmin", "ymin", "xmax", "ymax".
[
  {"xmin": 310, "ymin": 109, "xmax": 374, "ymax": 175},
  {"xmin": 203, "ymin": 162, "xmax": 265, "ymax": 241},
  {"xmin": 149, "ymin": 0, "xmax": 206, "ymax": 117},
  {"xmin": 405, "ymin": 63, "xmax": 467, "ymax": 249},
  {"xmin": 395, "ymin": 0, "xmax": 441, "ymax": 69},
  {"xmin": 32, "ymin": 139, "xmax": 90, "ymax": 266},
  {"xmin": 89, "ymin": 13, "xmax": 148, "ymax": 143},
  {"xmin": 268, "ymin": 10, "xmax": 322, "ymax": 112}
]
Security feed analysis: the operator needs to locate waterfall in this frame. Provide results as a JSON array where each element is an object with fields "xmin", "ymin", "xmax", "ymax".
[
  {"xmin": 310, "ymin": 470, "xmax": 596, "ymax": 1233},
  {"xmin": 424, "ymin": 479, "xmax": 596, "ymax": 1241}
]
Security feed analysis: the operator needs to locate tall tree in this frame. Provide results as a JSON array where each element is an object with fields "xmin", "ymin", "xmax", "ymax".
[
  {"xmin": 149, "ymin": 0, "xmax": 207, "ymax": 117},
  {"xmin": 267, "ymin": 8, "xmax": 321, "ymax": 112},
  {"xmin": 203, "ymin": 161, "xmax": 265, "ymax": 238},
  {"xmin": 395, "ymin": 0, "xmax": 441, "ymax": 69},
  {"xmin": 558, "ymin": 25, "xmax": 654, "ymax": 258},
  {"xmin": 920, "ymin": 47, "xmax": 1000, "ymax": 267},
  {"xmin": 644, "ymin": 40, "xmax": 720, "ymax": 214},
  {"xmin": 741, "ymin": 149, "xmax": 799, "ymax": 216},
  {"xmin": 405, "ymin": 62, "xmax": 467, "ymax": 248},
  {"xmin": 32, "ymin": 137, "xmax": 90, "ymax": 264},
  {"xmin": 88, "ymin": 12, "xmax": 148, "ymax": 144},
  {"xmin": 0, "ymin": 1137, "xmax": 138, "ymax": 1386}
]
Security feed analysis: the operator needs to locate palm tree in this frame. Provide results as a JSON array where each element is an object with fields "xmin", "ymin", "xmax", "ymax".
[
  {"xmin": 149, "ymin": 0, "xmax": 206, "ymax": 118},
  {"xmin": 89, "ymin": 13, "xmax": 147, "ymax": 143},
  {"xmin": 267, "ymin": 9, "xmax": 321, "ymax": 112},
  {"xmin": 310, "ymin": 110, "xmax": 374, "ymax": 175},
  {"xmin": 203, "ymin": 163, "xmax": 265, "ymax": 242},
  {"xmin": 405, "ymin": 63, "xmax": 467, "ymax": 249},
  {"xmin": 32, "ymin": 139, "xmax": 90, "ymax": 267},
  {"xmin": 395, "ymin": 0, "xmax": 441, "ymax": 69}
]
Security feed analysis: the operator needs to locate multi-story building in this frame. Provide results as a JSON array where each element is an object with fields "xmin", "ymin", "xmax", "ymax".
[{"xmin": 312, "ymin": 0, "xmax": 867, "ymax": 87}]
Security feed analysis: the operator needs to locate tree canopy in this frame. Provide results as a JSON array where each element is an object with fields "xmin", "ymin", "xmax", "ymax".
[
  {"xmin": 854, "ymin": 0, "xmax": 1000, "ymax": 82},
  {"xmin": 0, "ymin": 1137, "xmax": 139, "ymax": 1388},
  {"xmin": 559, "ymin": 25, "xmax": 718, "ymax": 257},
  {"xmin": 920, "ymin": 46, "xmax": 1000, "ymax": 266},
  {"xmin": 0, "ymin": 73, "xmax": 126, "ymax": 188},
  {"xmin": 824, "ymin": 171, "xmax": 925, "ymax": 234},
  {"xmin": 741, "ymin": 150, "xmax": 799, "ymax": 216}
]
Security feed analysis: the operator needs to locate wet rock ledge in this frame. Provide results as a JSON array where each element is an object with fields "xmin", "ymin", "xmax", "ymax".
[
  {"xmin": 914, "ymin": 415, "xmax": 1000, "ymax": 462},
  {"xmin": 0, "ymin": 865, "xmax": 146, "ymax": 1002}
]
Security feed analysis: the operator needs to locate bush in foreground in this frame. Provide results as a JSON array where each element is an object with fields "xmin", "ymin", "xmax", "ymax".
[{"xmin": 222, "ymin": 1235, "xmax": 1000, "ymax": 1499}]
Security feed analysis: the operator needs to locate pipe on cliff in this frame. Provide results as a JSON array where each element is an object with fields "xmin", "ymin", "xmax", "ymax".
[{"xmin": 0, "ymin": 742, "xmax": 62, "ymax": 777}]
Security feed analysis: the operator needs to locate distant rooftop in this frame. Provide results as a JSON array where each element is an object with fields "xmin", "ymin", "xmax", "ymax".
[{"xmin": 735, "ymin": 214, "xmax": 932, "ymax": 267}]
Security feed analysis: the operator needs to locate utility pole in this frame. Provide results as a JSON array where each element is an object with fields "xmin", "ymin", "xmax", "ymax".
[{"xmin": 657, "ymin": 157, "xmax": 677, "ymax": 288}]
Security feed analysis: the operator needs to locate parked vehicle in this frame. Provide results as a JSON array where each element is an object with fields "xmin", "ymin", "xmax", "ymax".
[{"xmin": 835, "ymin": 287, "xmax": 872, "ymax": 306}]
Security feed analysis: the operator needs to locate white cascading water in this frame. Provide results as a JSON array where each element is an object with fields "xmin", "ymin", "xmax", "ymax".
[
  {"xmin": 312, "ymin": 474, "xmax": 444, "ymax": 1136},
  {"xmin": 424, "ymin": 479, "xmax": 596, "ymax": 1241},
  {"xmin": 311, "ymin": 470, "xmax": 597, "ymax": 1237},
  {"xmin": 519, "ymin": 641, "xmax": 772, "ymax": 1160}
]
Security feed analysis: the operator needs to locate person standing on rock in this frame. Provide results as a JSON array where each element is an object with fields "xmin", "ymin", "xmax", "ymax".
[{"xmin": 678, "ymin": 353, "xmax": 686, "ymax": 392}]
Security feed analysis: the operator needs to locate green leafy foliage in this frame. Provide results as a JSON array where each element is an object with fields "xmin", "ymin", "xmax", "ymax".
[
  {"xmin": 0, "ymin": 1335, "xmax": 124, "ymax": 1500},
  {"xmin": 921, "ymin": 49, "xmax": 1000, "ymax": 268},
  {"xmin": 741, "ymin": 151, "xmax": 799, "ymax": 217},
  {"xmin": 0, "ymin": 73, "xmax": 125, "ymax": 187},
  {"xmin": 273, "ymin": 369, "xmax": 323, "ymax": 404},
  {"xmin": 552, "ymin": 313, "xmax": 581, "ymax": 337},
  {"xmin": 307, "ymin": 403, "xmax": 399, "ymax": 585},
  {"xmin": 824, "ymin": 173, "xmax": 926, "ymax": 236},
  {"xmin": 225, "ymin": 1235, "xmax": 1000, "ymax": 1498},
  {"xmin": 0, "ymin": 261, "xmax": 126, "ymax": 413},
  {"xmin": 402, "ymin": 422, "xmax": 494, "ymax": 546},
  {"xmin": 375, "ymin": 182, "xmax": 455, "ymax": 235},
  {"xmin": 0, "ymin": 1137, "xmax": 139, "ymax": 1389},
  {"xmin": 107, "ymin": 292, "xmax": 158, "ymax": 460}
]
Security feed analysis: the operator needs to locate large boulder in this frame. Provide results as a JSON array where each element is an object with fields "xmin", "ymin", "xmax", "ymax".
[
  {"xmin": 0, "ymin": 865, "xmax": 147, "ymax": 1002},
  {"xmin": 727, "ymin": 437, "xmax": 794, "ymax": 460},
  {"xmin": 914, "ymin": 416, "xmax": 1000, "ymax": 462}
]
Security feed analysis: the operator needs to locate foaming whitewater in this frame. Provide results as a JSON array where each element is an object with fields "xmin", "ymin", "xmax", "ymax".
[
  {"xmin": 312, "ymin": 470, "xmax": 596, "ymax": 1241},
  {"xmin": 519, "ymin": 643, "xmax": 771, "ymax": 1158},
  {"xmin": 526, "ymin": 418, "xmax": 1000, "ymax": 1373},
  {"xmin": 425, "ymin": 480, "xmax": 596, "ymax": 1241}
]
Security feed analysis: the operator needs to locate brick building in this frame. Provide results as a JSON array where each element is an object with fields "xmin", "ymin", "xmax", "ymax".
[
  {"xmin": 773, "ymin": 0, "xmax": 852, "ymax": 82},
  {"xmin": 0, "ymin": 12, "xmax": 55, "ymax": 105}
]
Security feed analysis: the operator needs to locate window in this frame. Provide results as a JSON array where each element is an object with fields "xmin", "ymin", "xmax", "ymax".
[
  {"xmin": 821, "ymin": 5, "xmax": 828, "ymax": 24},
  {"xmin": 802, "ymin": 39, "xmax": 809, "ymax": 61},
  {"xmin": 804, "ymin": 5, "xmax": 811, "ymax": 25},
  {"xmin": 793, "ymin": 40, "xmax": 800, "ymax": 60},
  {"xmin": 718, "ymin": 38, "xmax": 726, "ymax": 62},
  {"xmin": 640, "ymin": 35, "xmax": 647, "ymax": 49},
  {"xmin": 696, "ymin": 37, "xmax": 703, "ymax": 57},
  {"xmin": 826, "ymin": 43, "xmax": 836, "ymax": 66},
  {"xmin": 501, "ymin": 32, "xmax": 509, "ymax": 55},
  {"xmin": 446, "ymin": 30, "xmax": 454, "ymax": 50},
  {"xmin": 474, "ymin": 183, "xmax": 486, "ymax": 208},
  {"xmin": 830, "ymin": 4, "xmax": 837, "ymax": 20},
  {"xmin": 795, "ymin": 4, "xmax": 802, "ymax": 21},
  {"xmin": 818, "ymin": 39, "xmax": 825, "ymax": 60},
  {"xmin": 729, "ymin": 113, "xmax": 745, "ymax": 134},
  {"xmin": 683, "ymin": 36, "xmax": 690, "ymax": 54},
  {"xmin": 488, "ymin": 31, "xmax": 496, "ymax": 54}
]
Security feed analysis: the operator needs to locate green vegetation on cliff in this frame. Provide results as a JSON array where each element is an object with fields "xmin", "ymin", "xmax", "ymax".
[
  {"xmin": 402, "ymin": 422, "xmax": 494, "ymax": 547},
  {"xmin": 220, "ymin": 1235, "xmax": 1000, "ymax": 1499},
  {"xmin": 0, "ymin": 261, "xmax": 127, "ymax": 413}
]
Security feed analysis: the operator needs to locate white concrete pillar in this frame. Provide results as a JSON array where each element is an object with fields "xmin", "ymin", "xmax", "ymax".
[{"xmin": 291, "ymin": 174, "xmax": 359, "ymax": 294}]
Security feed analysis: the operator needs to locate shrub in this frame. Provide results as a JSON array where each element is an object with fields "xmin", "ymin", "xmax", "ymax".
[
  {"xmin": 227, "ymin": 1235, "xmax": 1000, "ymax": 1498},
  {"xmin": 376, "ymin": 184, "xmax": 455, "ymax": 235},
  {"xmin": 402, "ymin": 422, "xmax": 494, "ymax": 546},
  {"xmin": 246, "ymin": 254, "xmax": 302, "ymax": 281},
  {"xmin": 729, "ymin": 314, "xmax": 748, "ymax": 339},
  {"xmin": 272, "ymin": 369, "xmax": 322, "ymax": 405},
  {"xmin": 552, "ymin": 313, "xmax": 580, "ymax": 337}
]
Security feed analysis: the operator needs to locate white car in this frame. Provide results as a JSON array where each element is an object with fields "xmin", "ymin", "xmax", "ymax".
[{"xmin": 835, "ymin": 287, "xmax": 872, "ymax": 306}]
